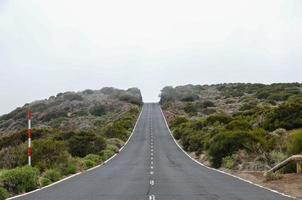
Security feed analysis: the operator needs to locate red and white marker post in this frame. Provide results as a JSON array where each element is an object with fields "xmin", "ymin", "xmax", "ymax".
[{"xmin": 27, "ymin": 110, "xmax": 32, "ymax": 166}]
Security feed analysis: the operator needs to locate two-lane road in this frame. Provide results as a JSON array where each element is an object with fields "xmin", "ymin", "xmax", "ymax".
[{"xmin": 15, "ymin": 103, "xmax": 294, "ymax": 200}]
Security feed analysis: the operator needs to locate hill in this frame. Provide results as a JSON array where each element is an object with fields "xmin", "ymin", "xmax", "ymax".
[
  {"xmin": 0, "ymin": 87, "xmax": 142, "ymax": 135},
  {"xmin": 160, "ymin": 83, "xmax": 302, "ymax": 171},
  {"xmin": 0, "ymin": 87, "xmax": 142, "ymax": 198}
]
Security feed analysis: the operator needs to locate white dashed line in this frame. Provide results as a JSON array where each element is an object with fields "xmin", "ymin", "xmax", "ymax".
[
  {"xmin": 149, "ymin": 195, "xmax": 156, "ymax": 200},
  {"xmin": 150, "ymin": 171, "xmax": 154, "ymax": 175},
  {"xmin": 151, "ymin": 161, "xmax": 153, "ymax": 165},
  {"xmin": 150, "ymin": 180, "xmax": 154, "ymax": 185},
  {"xmin": 151, "ymin": 166, "xmax": 154, "ymax": 169}
]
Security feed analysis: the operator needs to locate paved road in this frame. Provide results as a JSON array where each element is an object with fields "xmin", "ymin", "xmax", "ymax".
[{"xmin": 16, "ymin": 103, "xmax": 294, "ymax": 200}]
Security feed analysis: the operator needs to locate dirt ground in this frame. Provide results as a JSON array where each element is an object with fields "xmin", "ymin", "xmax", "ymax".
[{"xmin": 234, "ymin": 171, "xmax": 302, "ymax": 199}]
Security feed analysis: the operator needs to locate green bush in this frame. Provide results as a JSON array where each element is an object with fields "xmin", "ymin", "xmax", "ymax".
[
  {"xmin": 107, "ymin": 138, "xmax": 124, "ymax": 149},
  {"xmin": 82, "ymin": 153, "xmax": 106, "ymax": 169},
  {"xmin": 42, "ymin": 169, "xmax": 61, "ymax": 182},
  {"xmin": 184, "ymin": 103, "xmax": 197, "ymax": 115},
  {"xmin": 287, "ymin": 130, "xmax": 302, "ymax": 155},
  {"xmin": 100, "ymin": 149, "xmax": 115, "ymax": 161},
  {"xmin": 83, "ymin": 160, "xmax": 96, "ymax": 169},
  {"xmin": 0, "ymin": 166, "xmax": 39, "ymax": 194},
  {"xmin": 171, "ymin": 116, "xmax": 188, "ymax": 128},
  {"xmin": 206, "ymin": 114, "xmax": 233, "ymax": 125},
  {"xmin": 265, "ymin": 171, "xmax": 283, "ymax": 181},
  {"xmin": 31, "ymin": 139, "xmax": 69, "ymax": 171},
  {"xmin": 67, "ymin": 164, "xmax": 78, "ymax": 174},
  {"xmin": 0, "ymin": 144, "xmax": 27, "ymax": 169},
  {"xmin": 68, "ymin": 131, "xmax": 106, "ymax": 157},
  {"xmin": 39, "ymin": 177, "xmax": 52, "ymax": 187},
  {"xmin": 264, "ymin": 98, "xmax": 302, "ymax": 131},
  {"xmin": 222, "ymin": 156, "xmax": 236, "ymax": 169},
  {"xmin": 106, "ymin": 144, "xmax": 119, "ymax": 153},
  {"xmin": 89, "ymin": 105, "xmax": 106, "ymax": 116},
  {"xmin": 103, "ymin": 123, "xmax": 129, "ymax": 141},
  {"xmin": 208, "ymin": 131, "xmax": 260, "ymax": 168},
  {"xmin": 226, "ymin": 119, "xmax": 251, "ymax": 130},
  {"xmin": 0, "ymin": 187, "xmax": 9, "ymax": 200}
]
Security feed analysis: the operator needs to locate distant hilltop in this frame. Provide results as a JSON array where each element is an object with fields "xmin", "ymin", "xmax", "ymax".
[{"xmin": 0, "ymin": 87, "xmax": 143, "ymax": 135}]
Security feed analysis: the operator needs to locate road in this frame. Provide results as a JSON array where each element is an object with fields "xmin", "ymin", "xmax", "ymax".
[{"xmin": 16, "ymin": 103, "xmax": 294, "ymax": 200}]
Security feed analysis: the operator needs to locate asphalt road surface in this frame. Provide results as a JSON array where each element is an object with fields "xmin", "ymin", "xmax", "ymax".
[{"xmin": 15, "ymin": 103, "xmax": 294, "ymax": 200}]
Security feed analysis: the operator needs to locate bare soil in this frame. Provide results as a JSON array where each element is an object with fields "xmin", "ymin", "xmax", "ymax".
[{"xmin": 235, "ymin": 171, "xmax": 302, "ymax": 199}]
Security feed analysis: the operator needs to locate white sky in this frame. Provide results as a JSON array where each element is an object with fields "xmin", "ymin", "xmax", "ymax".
[{"xmin": 0, "ymin": 0, "xmax": 302, "ymax": 114}]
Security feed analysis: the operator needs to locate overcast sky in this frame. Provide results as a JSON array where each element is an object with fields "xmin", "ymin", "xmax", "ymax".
[{"xmin": 0, "ymin": 0, "xmax": 301, "ymax": 114}]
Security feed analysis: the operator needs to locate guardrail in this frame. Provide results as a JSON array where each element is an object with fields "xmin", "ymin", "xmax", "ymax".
[{"xmin": 266, "ymin": 155, "xmax": 302, "ymax": 175}]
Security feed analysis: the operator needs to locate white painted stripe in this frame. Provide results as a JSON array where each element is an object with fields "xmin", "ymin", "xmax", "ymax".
[
  {"xmin": 28, "ymin": 120, "xmax": 31, "ymax": 129},
  {"xmin": 151, "ymin": 161, "xmax": 153, "ymax": 165},
  {"xmin": 28, "ymin": 138, "xmax": 31, "ymax": 147},
  {"xmin": 151, "ymin": 166, "xmax": 154, "ymax": 169},
  {"xmin": 159, "ymin": 106, "xmax": 298, "ymax": 200},
  {"xmin": 150, "ymin": 171, "xmax": 154, "ymax": 175},
  {"xmin": 150, "ymin": 180, "xmax": 154, "ymax": 185},
  {"xmin": 149, "ymin": 195, "xmax": 155, "ymax": 200}
]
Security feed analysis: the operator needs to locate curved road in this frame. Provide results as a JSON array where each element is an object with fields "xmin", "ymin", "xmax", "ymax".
[{"xmin": 15, "ymin": 103, "xmax": 294, "ymax": 200}]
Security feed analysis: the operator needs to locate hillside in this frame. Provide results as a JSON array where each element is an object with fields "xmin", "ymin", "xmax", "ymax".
[
  {"xmin": 0, "ymin": 87, "xmax": 142, "ymax": 135},
  {"xmin": 160, "ymin": 83, "xmax": 302, "ymax": 171},
  {"xmin": 0, "ymin": 87, "xmax": 142, "ymax": 198}
]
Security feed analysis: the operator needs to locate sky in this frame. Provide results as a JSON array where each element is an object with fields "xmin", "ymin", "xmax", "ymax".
[{"xmin": 0, "ymin": 0, "xmax": 302, "ymax": 114}]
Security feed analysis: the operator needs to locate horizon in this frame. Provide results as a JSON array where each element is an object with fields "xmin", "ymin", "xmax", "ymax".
[
  {"xmin": 1, "ymin": 81, "xmax": 301, "ymax": 115},
  {"xmin": 1, "ymin": 0, "xmax": 302, "ymax": 114}
]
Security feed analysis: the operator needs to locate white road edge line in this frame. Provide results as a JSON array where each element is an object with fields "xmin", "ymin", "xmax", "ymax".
[
  {"xmin": 159, "ymin": 106, "xmax": 299, "ymax": 200},
  {"xmin": 8, "ymin": 107, "xmax": 144, "ymax": 200}
]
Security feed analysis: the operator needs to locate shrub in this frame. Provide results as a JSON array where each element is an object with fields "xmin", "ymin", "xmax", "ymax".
[
  {"xmin": 68, "ymin": 131, "xmax": 106, "ymax": 157},
  {"xmin": 39, "ymin": 177, "xmax": 52, "ymax": 187},
  {"xmin": 265, "ymin": 171, "xmax": 283, "ymax": 181},
  {"xmin": 287, "ymin": 130, "xmax": 302, "ymax": 155},
  {"xmin": 89, "ymin": 105, "xmax": 106, "ymax": 116},
  {"xmin": 198, "ymin": 100, "xmax": 215, "ymax": 108},
  {"xmin": 264, "ymin": 99, "xmax": 302, "ymax": 131},
  {"xmin": 107, "ymin": 138, "xmax": 124, "ymax": 149},
  {"xmin": 103, "ymin": 123, "xmax": 129, "ymax": 141},
  {"xmin": 0, "ymin": 187, "xmax": 8, "ymax": 200},
  {"xmin": 83, "ymin": 160, "xmax": 96, "ymax": 169},
  {"xmin": 206, "ymin": 114, "xmax": 233, "ymax": 125},
  {"xmin": 0, "ymin": 144, "xmax": 27, "ymax": 169},
  {"xmin": 31, "ymin": 139, "xmax": 69, "ymax": 171},
  {"xmin": 222, "ymin": 156, "xmax": 236, "ymax": 169},
  {"xmin": 65, "ymin": 164, "xmax": 78, "ymax": 175},
  {"xmin": 42, "ymin": 169, "xmax": 61, "ymax": 182},
  {"xmin": 184, "ymin": 103, "xmax": 197, "ymax": 115},
  {"xmin": 226, "ymin": 119, "xmax": 251, "ymax": 130},
  {"xmin": 83, "ymin": 154, "xmax": 102, "ymax": 164},
  {"xmin": 171, "ymin": 116, "xmax": 188, "ymax": 128},
  {"xmin": 100, "ymin": 149, "xmax": 115, "ymax": 161},
  {"xmin": 106, "ymin": 144, "xmax": 119, "ymax": 153},
  {"xmin": 180, "ymin": 94, "xmax": 199, "ymax": 102},
  {"xmin": 208, "ymin": 131, "xmax": 260, "ymax": 168},
  {"xmin": 0, "ymin": 166, "xmax": 39, "ymax": 194},
  {"xmin": 63, "ymin": 93, "xmax": 83, "ymax": 101}
]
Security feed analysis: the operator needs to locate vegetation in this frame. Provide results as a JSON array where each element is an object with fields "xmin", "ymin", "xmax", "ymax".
[
  {"xmin": 161, "ymin": 83, "xmax": 302, "ymax": 172},
  {"xmin": 0, "ymin": 87, "xmax": 142, "ymax": 198},
  {"xmin": 0, "ymin": 187, "xmax": 8, "ymax": 200},
  {"xmin": 0, "ymin": 166, "xmax": 39, "ymax": 194}
]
